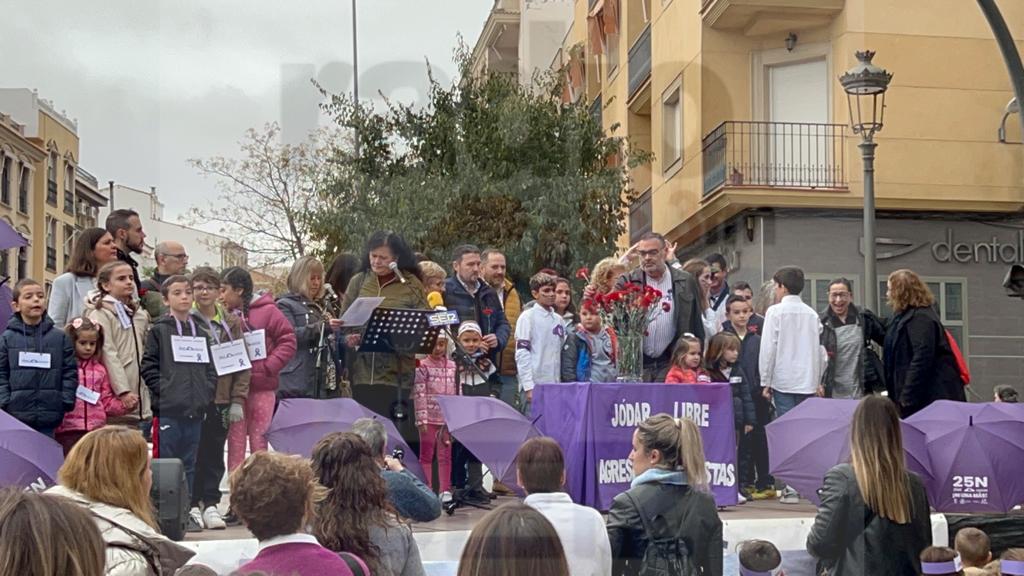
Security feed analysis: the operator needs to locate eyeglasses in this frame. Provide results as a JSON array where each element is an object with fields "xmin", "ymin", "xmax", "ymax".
[
  {"xmin": 166, "ymin": 253, "xmax": 188, "ymax": 259},
  {"xmin": 829, "ymin": 292, "xmax": 851, "ymax": 300},
  {"xmin": 638, "ymin": 249, "xmax": 661, "ymax": 258},
  {"xmin": 193, "ymin": 285, "xmax": 217, "ymax": 294}
]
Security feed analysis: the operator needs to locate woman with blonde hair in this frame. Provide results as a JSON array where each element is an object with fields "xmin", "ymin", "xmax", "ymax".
[
  {"xmin": 589, "ymin": 257, "xmax": 627, "ymax": 297},
  {"xmin": 807, "ymin": 395, "xmax": 931, "ymax": 575},
  {"xmin": 277, "ymin": 255, "xmax": 339, "ymax": 399},
  {"xmin": 0, "ymin": 488, "xmax": 106, "ymax": 576},
  {"xmin": 882, "ymin": 269, "xmax": 966, "ymax": 417},
  {"xmin": 606, "ymin": 414, "xmax": 722, "ymax": 576},
  {"xmin": 46, "ymin": 426, "xmax": 194, "ymax": 575}
]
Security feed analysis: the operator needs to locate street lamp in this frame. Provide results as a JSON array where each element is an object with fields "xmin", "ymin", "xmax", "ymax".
[{"xmin": 840, "ymin": 50, "xmax": 892, "ymax": 312}]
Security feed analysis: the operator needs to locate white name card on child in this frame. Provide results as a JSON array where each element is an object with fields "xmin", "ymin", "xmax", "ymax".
[
  {"xmin": 76, "ymin": 385, "xmax": 101, "ymax": 405},
  {"xmin": 171, "ymin": 335, "xmax": 211, "ymax": 364},
  {"xmin": 211, "ymin": 340, "xmax": 252, "ymax": 376},
  {"xmin": 243, "ymin": 330, "xmax": 268, "ymax": 361},
  {"xmin": 18, "ymin": 351, "xmax": 51, "ymax": 369}
]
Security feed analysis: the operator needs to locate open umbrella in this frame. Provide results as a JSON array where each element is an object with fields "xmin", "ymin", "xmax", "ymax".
[
  {"xmin": 0, "ymin": 410, "xmax": 64, "ymax": 490},
  {"xmin": 437, "ymin": 395, "xmax": 542, "ymax": 489},
  {"xmin": 766, "ymin": 398, "xmax": 933, "ymax": 505},
  {"xmin": 905, "ymin": 401, "xmax": 1024, "ymax": 513},
  {"xmin": 0, "ymin": 220, "xmax": 27, "ymax": 251},
  {"xmin": 266, "ymin": 398, "xmax": 426, "ymax": 483}
]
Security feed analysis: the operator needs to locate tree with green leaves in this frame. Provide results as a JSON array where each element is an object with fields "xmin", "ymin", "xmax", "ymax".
[{"xmin": 311, "ymin": 46, "xmax": 651, "ymax": 278}]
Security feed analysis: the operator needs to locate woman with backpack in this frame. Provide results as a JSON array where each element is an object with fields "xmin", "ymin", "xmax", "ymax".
[
  {"xmin": 606, "ymin": 413, "xmax": 722, "ymax": 576},
  {"xmin": 882, "ymin": 269, "xmax": 966, "ymax": 418}
]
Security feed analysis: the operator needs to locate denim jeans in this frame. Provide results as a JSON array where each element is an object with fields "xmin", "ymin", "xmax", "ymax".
[
  {"xmin": 158, "ymin": 415, "xmax": 203, "ymax": 497},
  {"xmin": 498, "ymin": 375, "xmax": 519, "ymax": 409},
  {"xmin": 772, "ymin": 390, "xmax": 814, "ymax": 419}
]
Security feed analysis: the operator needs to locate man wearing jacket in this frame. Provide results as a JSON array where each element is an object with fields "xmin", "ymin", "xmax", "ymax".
[
  {"xmin": 614, "ymin": 232, "xmax": 705, "ymax": 381},
  {"xmin": 105, "ymin": 209, "xmax": 146, "ymax": 294},
  {"xmin": 481, "ymin": 249, "xmax": 521, "ymax": 406},
  {"xmin": 819, "ymin": 278, "xmax": 887, "ymax": 399},
  {"xmin": 139, "ymin": 241, "xmax": 188, "ymax": 319},
  {"xmin": 443, "ymin": 245, "xmax": 510, "ymax": 364}
]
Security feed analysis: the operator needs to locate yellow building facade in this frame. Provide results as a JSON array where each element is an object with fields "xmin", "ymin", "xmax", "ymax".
[
  {"xmin": 560, "ymin": 0, "xmax": 1024, "ymax": 400},
  {"xmin": 0, "ymin": 112, "xmax": 45, "ymax": 282}
]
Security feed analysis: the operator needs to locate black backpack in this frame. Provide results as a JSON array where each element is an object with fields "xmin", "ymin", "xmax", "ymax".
[{"xmin": 625, "ymin": 491, "xmax": 698, "ymax": 576}]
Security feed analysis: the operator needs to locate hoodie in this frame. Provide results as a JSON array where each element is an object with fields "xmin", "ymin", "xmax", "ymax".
[{"xmin": 0, "ymin": 313, "xmax": 77, "ymax": 430}]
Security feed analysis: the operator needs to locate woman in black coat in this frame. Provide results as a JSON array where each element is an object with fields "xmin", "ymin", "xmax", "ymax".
[
  {"xmin": 606, "ymin": 414, "xmax": 722, "ymax": 576},
  {"xmin": 807, "ymin": 396, "xmax": 932, "ymax": 576},
  {"xmin": 882, "ymin": 269, "xmax": 966, "ymax": 418}
]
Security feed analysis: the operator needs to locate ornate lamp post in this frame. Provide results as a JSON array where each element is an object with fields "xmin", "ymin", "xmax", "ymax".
[{"xmin": 840, "ymin": 50, "xmax": 892, "ymax": 312}]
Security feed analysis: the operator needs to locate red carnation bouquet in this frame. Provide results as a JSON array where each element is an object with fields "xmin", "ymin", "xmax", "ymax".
[{"xmin": 588, "ymin": 282, "xmax": 664, "ymax": 381}]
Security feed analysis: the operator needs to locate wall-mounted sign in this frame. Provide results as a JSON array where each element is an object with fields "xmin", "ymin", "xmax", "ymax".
[{"xmin": 862, "ymin": 229, "xmax": 1024, "ymax": 264}]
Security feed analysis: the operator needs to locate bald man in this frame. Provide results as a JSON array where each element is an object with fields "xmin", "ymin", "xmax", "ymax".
[{"xmin": 139, "ymin": 241, "xmax": 189, "ymax": 319}]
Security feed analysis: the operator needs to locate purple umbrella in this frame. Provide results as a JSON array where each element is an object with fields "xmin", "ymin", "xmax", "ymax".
[
  {"xmin": 905, "ymin": 401, "xmax": 1024, "ymax": 513},
  {"xmin": 437, "ymin": 395, "xmax": 541, "ymax": 490},
  {"xmin": 0, "ymin": 410, "xmax": 64, "ymax": 490},
  {"xmin": 0, "ymin": 220, "xmax": 27, "ymax": 251},
  {"xmin": 266, "ymin": 398, "xmax": 427, "ymax": 483},
  {"xmin": 766, "ymin": 398, "xmax": 933, "ymax": 505}
]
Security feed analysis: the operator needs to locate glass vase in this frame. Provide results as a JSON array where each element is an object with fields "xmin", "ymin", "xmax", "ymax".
[{"xmin": 616, "ymin": 332, "xmax": 644, "ymax": 383}]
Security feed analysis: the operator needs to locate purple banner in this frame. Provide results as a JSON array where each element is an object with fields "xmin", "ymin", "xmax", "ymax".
[{"xmin": 534, "ymin": 382, "xmax": 738, "ymax": 511}]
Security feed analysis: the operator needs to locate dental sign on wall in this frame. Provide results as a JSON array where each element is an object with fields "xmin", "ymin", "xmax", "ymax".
[{"xmin": 861, "ymin": 229, "xmax": 1024, "ymax": 264}]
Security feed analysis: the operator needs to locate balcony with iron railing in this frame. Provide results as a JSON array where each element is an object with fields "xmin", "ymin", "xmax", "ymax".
[
  {"xmin": 702, "ymin": 121, "xmax": 847, "ymax": 196},
  {"xmin": 627, "ymin": 24, "xmax": 651, "ymax": 100},
  {"xmin": 629, "ymin": 187, "xmax": 652, "ymax": 245}
]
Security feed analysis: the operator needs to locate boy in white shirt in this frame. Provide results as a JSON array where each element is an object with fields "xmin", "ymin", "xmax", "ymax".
[
  {"xmin": 515, "ymin": 272, "xmax": 564, "ymax": 415},
  {"xmin": 758, "ymin": 266, "xmax": 827, "ymax": 504}
]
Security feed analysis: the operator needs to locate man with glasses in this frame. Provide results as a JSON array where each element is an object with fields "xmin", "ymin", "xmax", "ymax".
[
  {"xmin": 820, "ymin": 278, "xmax": 887, "ymax": 399},
  {"xmin": 140, "ymin": 241, "xmax": 189, "ymax": 318},
  {"xmin": 615, "ymin": 232, "xmax": 705, "ymax": 381}
]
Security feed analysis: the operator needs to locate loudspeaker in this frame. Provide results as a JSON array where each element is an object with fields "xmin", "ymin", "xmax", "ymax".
[{"xmin": 150, "ymin": 458, "xmax": 189, "ymax": 542}]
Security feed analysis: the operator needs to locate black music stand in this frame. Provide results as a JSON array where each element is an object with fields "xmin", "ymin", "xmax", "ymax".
[{"xmin": 360, "ymin": 307, "xmax": 441, "ymax": 421}]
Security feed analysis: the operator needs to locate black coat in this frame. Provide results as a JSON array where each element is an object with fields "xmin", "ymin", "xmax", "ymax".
[
  {"xmin": 883, "ymin": 306, "xmax": 965, "ymax": 417},
  {"xmin": 820, "ymin": 305, "xmax": 887, "ymax": 397},
  {"xmin": 275, "ymin": 293, "xmax": 328, "ymax": 399},
  {"xmin": 442, "ymin": 277, "xmax": 510, "ymax": 366},
  {"xmin": 0, "ymin": 314, "xmax": 77, "ymax": 430},
  {"xmin": 807, "ymin": 464, "xmax": 931, "ymax": 576},
  {"xmin": 606, "ymin": 481, "xmax": 722, "ymax": 576},
  {"xmin": 140, "ymin": 315, "xmax": 218, "ymax": 419}
]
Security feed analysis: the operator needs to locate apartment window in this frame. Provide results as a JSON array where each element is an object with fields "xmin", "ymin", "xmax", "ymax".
[
  {"xmin": 878, "ymin": 276, "xmax": 968, "ymax": 353},
  {"xmin": 629, "ymin": 189, "xmax": 652, "ymax": 245},
  {"xmin": 17, "ymin": 246, "xmax": 28, "ymax": 281},
  {"xmin": 64, "ymin": 163, "xmax": 75, "ymax": 215},
  {"xmin": 63, "ymin": 224, "xmax": 75, "ymax": 270},
  {"xmin": 47, "ymin": 152, "xmax": 58, "ymax": 206},
  {"xmin": 662, "ymin": 78, "xmax": 683, "ymax": 174},
  {"xmin": 606, "ymin": 32, "xmax": 620, "ymax": 77},
  {"xmin": 1, "ymin": 156, "xmax": 10, "ymax": 206},
  {"xmin": 46, "ymin": 217, "xmax": 57, "ymax": 272},
  {"xmin": 18, "ymin": 166, "xmax": 29, "ymax": 214},
  {"xmin": 0, "ymin": 249, "xmax": 8, "ymax": 279}
]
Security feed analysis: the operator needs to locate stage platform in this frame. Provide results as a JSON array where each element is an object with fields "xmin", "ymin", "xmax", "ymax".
[{"xmin": 179, "ymin": 497, "xmax": 950, "ymax": 575}]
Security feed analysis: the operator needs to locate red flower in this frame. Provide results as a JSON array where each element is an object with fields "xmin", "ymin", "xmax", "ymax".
[
  {"xmin": 749, "ymin": 324, "xmax": 759, "ymax": 334},
  {"xmin": 482, "ymin": 308, "xmax": 494, "ymax": 316},
  {"xmin": 576, "ymin": 267, "xmax": 590, "ymax": 281},
  {"xmin": 138, "ymin": 288, "xmax": 148, "ymax": 298},
  {"xmin": 662, "ymin": 301, "xmax": 671, "ymax": 312}
]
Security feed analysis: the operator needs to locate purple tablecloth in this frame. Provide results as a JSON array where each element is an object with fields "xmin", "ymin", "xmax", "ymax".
[{"xmin": 533, "ymin": 382, "xmax": 738, "ymax": 511}]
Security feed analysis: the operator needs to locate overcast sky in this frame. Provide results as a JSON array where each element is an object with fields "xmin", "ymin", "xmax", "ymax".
[{"xmin": 2, "ymin": 0, "xmax": 491, "ymax": 226}]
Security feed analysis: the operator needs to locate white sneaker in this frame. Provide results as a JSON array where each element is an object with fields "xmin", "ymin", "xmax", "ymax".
[
  {"xmin": 736, "ymin": 492, "xmax": 747, "ymax": 505},
  {"xmin": 187, "ymin": 507, "xmax": 204, "ymax": 532},
  {"xmin": 440, "ymin": 491, "xmax": 453, "ymax": 505},
  {"xmin": 779, "ymin": 486, "xmax": 800, "ymax": 504},
  {"xmin": 202, "ymin": 506, "xmax": 226, "ymax": 530}
]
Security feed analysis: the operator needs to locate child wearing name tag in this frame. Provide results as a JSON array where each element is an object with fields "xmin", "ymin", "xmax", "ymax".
[
  {"xmin": 54, "ymin": 317, "xmax": 127, "ymax": 454},
  {"xmin": 141, "ymin": 274, "xmax": 218, "ymax": 511},
  {"xmin": 0, "ymin": 279, "xmax": 77, "ymax": 437},
  {"xmin": 87, "ymin": 261, "xmax": 151, "ymax": 427},
  {"xmin": 220, "ymin": 267, "xmax": 297, "ymax": 517},
  {"xmin": 187, "ymin": 267, "xmax": 251, "ymax": 532},
  {"xmin": 706, "ymin": 331, "xmax": 756, "ymax": 504}
]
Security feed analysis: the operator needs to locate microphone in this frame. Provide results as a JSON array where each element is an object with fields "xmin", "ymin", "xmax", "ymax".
[
  {"xmin": 323, "ymin": 283, "xmax": 339, "ymax": 302},
  {"xmin": 388, "ymin": 261, "xmax": 407, "ymax": 284},
  {"xmin": 427, "ymin": 291, "xmax": 445, "ymax": 310}
]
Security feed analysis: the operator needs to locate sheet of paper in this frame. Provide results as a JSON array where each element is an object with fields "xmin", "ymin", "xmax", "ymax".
[{"xmin": 339, "ymin": 297, "xmax": 386, "ymax": 327}]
